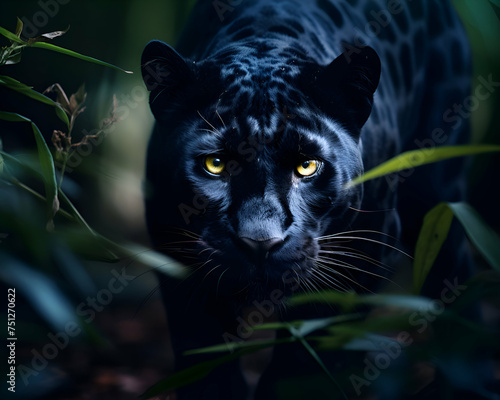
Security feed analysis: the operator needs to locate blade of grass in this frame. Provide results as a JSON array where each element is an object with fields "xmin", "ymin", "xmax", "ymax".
[
  {"xmin": 346, "ymin": 145, "xmax": 500, "ymax": 188},
  {"xmin": 185, "ymin": 337, "xmax": 293, "ymax": 355},
  {"xmin": 29, "ymin": 42, "xmax": 132, "ymax": 74},
  {"xmin": 0, "ymin": 112, "xmax": 58, "ymax": 225},
  {"xmin": 2, "ymin": 150, "xmax": 185, "ymax": 274},
  {"xmin": 0, "ymin": 75, "xmax": 69, "ymax": 127},
  {"xmin": 413, "ymin": 203, "xmax": 455, "ymax": 294},
  {"xmin": 448, "ymin": 202, "xmax": 500, "ymax": 271},
  {"xmin": 290, "ymin": 291, "xmax": 436, "ymax": 312},
  {"xmin": 141, "ymin": 339, "xmax": 294, "ymax": 398},
  {"xmin": 289, "ymin": 325, "xmax": 348, "ymax": 399},
  {"xmin": 0, "ymin": 254, "xmax": 81, "ymax": 333},
  {"xmin": 413, "ymin": 202, "xmax": 500, "ymax": 292},
  {"xmin": 0, "ymin": 25, "xmax": 25, "ymax": 44}
]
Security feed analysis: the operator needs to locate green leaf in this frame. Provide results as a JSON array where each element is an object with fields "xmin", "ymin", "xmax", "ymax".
[
  {"xmin": 413, "ymin": 203, "xmax": 455, "ymax": 294},
  {"xmin": 61, "ymin": 228, "xmax": 121, "ymax": 263},
  {"xmin": 289, "ymin": 326, "xmax": 348, "ymax": 399},
  {"xmin": 0, "ymin": 112, "xmax": 58, "ymax": 225},
  {"xmin": 0, "ymin": 24, "xmax": 25, "ymax": 44},
  {"xmin": 124, "ymin": 244, "xmax": 187, "ymax": 278},
  {"xmin": 448, "ymin": 202, "xmax": 500, "ymax": 271},
  {"xmin": 141, "ymin": 341, "xmax": 292, "ymax": 398},
  {"xmin": 185, "ymin": 337, "xmax": 292, "ymax": 356},
  {"xmin": 253, "ymin": 320, "xmax": 303, "ymax": 331},
  {"xmin": 29, "ymin": 42, "xmax": 132, "ymax": 74},
  {"xmin": 346, "ymin": 145, "xmax": 500, "ymax": 188},
  {"xmin": 291, "ymin": 290, "xmax": 437, "ymax": 312},
  {"xmin": 0, "ymin": 75, "xmax": 69, "ymax": 128},
  {"xmin": 289, "ymin": 290, "xmax": 361, "ymax": 311},
  {"xmin": 140, "ymin": 353, "xmax": 234, "ymax": 398},
  {"xmin": 0, "ymin": 254, "xmax": 81, "ymax": 333},
  {"xmin": 296, "ymin": 314, "xmax": 364, "ymax": 336},
  {"xmin": 15, "ymin": 18, "xmax": 23, "ymax": 38},
  {"xmin": 4, "ymin": 48, "xmax": 22, "ymax": 65},
  {"xmin": 412, "ymin": 202, "xmax": 500, "ymax": 291}
]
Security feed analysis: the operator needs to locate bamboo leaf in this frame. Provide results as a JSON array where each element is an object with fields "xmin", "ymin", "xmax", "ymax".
[
  {"xmin": 291, "ymin": 291, "xmax": 436, "ymax": 312},
  {"xmin": 0, "ymin": 75, "xmax": 69, "ymax": 128},
  {"xmin": 141, "ymin": 340, "xmax": 293, "ymax": 398},
  {"xmin": 296, "ymin": 314, "xmax": 364, "ymax": 336},
  {"xmin": 140, "ymin": 353, "xmax": 234, "ymax": 398},
  {"xmin": 185, "ymin": 337, "xmax": 292, "ymax": 356},
  {"xmin": 0, "ymin": 24, "xmax": 25, "ymax": 44},
  {"xmin": 252, "ymin": 320, "xmax": 303, "ymax": 331},
  {"xmin": 448, "ymin": 202, "xmax": 500, "ymax": 271},
  {"xmin": 413, "ymin": 203, "xmax": 455, "ymax": 294},
  {"xmin": 124, "ymin": 244, "xmax": 187, "ymax": 278},
  {"xmin": 15, "ymin": 18, "xmax": 23, "ymax": 38},
  {"xmin": 29, "ymin": 42, "xmax": 132, "ymax": 74},
  {"xmin": 289, "ymin": 290, "xmax": 361, "ymax": 311},
  {"xmin": 413, "ymin": 202, "xmax": 500, "ymax": 292},
  {"xmin": 0, "ymin": 254, "xmax": 81, "ymax": 333},
  {"xmin": 289, "ymin": 326, "xmax": 347, "ymax": 399},
  {"xmin": 346, "ymin": 145, "xmax": 500, "ymax": 188},
  {"xmin": 0, "ymin": 112, "xmax": 58, "ymax": 225}
]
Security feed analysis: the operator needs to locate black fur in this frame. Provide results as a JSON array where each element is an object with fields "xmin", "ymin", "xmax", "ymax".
[{"xmin": 141, "ymin": 1, "xmax": 472, "ymax": 398}]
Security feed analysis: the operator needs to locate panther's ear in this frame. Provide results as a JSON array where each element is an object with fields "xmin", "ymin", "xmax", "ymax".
[
  {"xmin": 305, "ymin": 45, "xmax": 381, "ymax": 134},
  {"xmin": 141, "ymin": 40, "xmax": 195, "ymax": 119}
]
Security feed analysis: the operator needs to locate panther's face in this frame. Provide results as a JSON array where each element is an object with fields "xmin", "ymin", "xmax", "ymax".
[{"xmin": 141, "ymin": 41, "xmax": 380, "ymax": 302}]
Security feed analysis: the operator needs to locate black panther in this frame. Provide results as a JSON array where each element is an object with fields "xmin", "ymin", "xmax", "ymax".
[{"xmin": 141, "ymin": 0, "xmax": 472, "ymax": 398}]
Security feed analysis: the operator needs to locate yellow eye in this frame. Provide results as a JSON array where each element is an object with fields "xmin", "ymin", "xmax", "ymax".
[
  {"xmin": 204, "ymin": 155, "xmax": 226, "ymax": 175},
  {"xmin": 296, "ymin": 160, "xmax": 319, "ymax": 177}
]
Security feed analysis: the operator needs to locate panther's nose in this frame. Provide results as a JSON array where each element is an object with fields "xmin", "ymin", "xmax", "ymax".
[{"xmin": 239, "ymin": 237, "xmax": 283, "ymax": 258}]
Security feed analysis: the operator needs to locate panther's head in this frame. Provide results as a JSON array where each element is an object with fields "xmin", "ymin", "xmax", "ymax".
[{"xmin": 141, "ymin": 40, "xmax": 380, "ymax": 302}]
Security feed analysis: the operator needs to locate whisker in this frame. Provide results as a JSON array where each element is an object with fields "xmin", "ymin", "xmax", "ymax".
[
  {"xmin": 304, "ymin": 273, "xmax": 322, "ymax": 294},
  {"xmin": 197, "ymin": 110, "xmax": 221, "ymax": 134},
  {"xmin": 310, "ymin": 266, "xmax": 351, "ymax": 292},
  {"xmin": 317, "ymin": 229, "xmax": 397, "ymax": 241},
  {"xmin": 203, "ymin": 264, "xmax": 222, "ymax": 281},
  {"xmin": 349, "ymin": 206, "xmax": 396, "ymax": 213},
  {"xmin": 162, "ymin": 227, "xmax": 201, "ymax": 240},
  {"xmin": 216, "ymin": 268, "xmax": 229, "ymax": 296},
  {"xmin": 215, "ymin": 109, "xmax": 226, "ymax": 128},
  {"xmin": 319, "ymin": 235, "xmax": 411, "ymax": 259},
  {"xmin": 315, "ymin": 261, "xmax": 373, "ymax": 293},
  {"xmin": 316, "ymin": 259, "xmax": 399, "ymax": 288},
  {"xmin": 318, "ymin": 250, "xmax": 393, "ymax": 272}
]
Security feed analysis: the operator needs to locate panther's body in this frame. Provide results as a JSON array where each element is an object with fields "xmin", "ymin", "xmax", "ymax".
[{"xmin": 141, "ymin": 0, "xmax": 472, "ymax": 398}]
